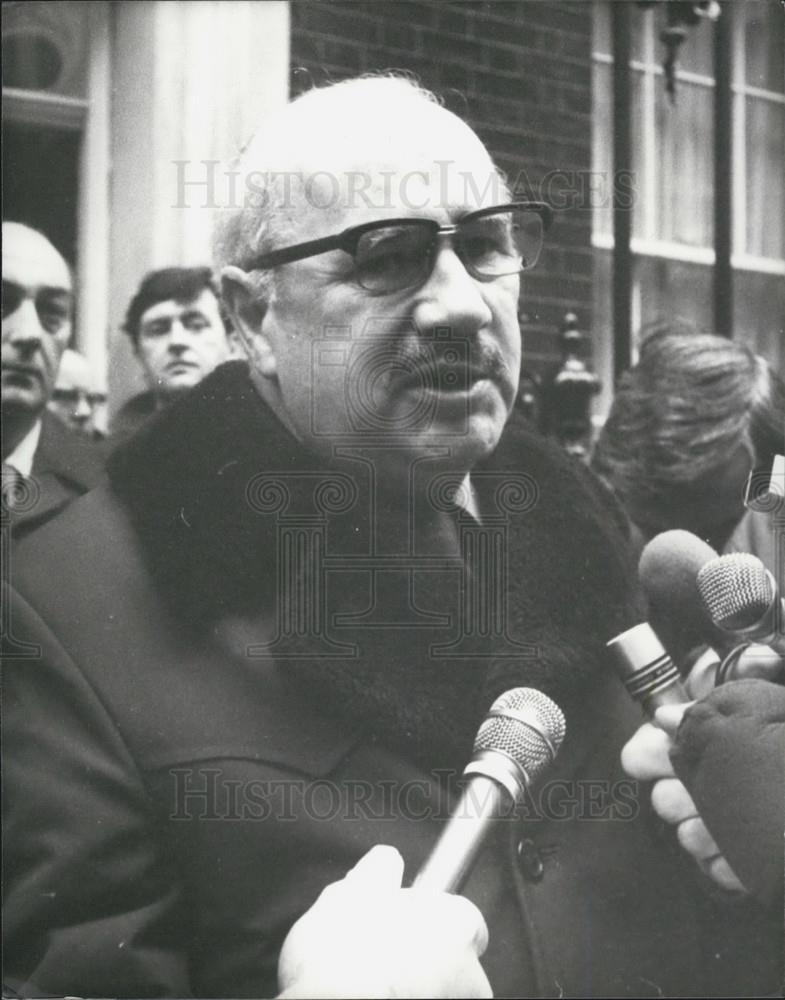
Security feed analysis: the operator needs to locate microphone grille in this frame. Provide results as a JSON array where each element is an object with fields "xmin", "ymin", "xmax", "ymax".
[
  {"xmin": 473, "ymin": 687, "xmax": 566, "ymax": 784},
  {"xmin": 697, "ymin": 553, "xmax": 775, "ymax": 630}
]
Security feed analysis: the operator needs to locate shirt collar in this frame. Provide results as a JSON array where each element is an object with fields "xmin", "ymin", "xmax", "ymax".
[{"xmin": 5, "ymin": 420, "xmax": 42, "ymax": 478}]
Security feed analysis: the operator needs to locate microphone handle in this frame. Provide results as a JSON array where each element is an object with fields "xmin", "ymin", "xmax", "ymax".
[
  {"xmin": 413, "ymin": 775, "xmax": 511, "ymax": 893},
  {"xmin": 607, "ymin": 623, "xmax": 690, "ymax": 717}
]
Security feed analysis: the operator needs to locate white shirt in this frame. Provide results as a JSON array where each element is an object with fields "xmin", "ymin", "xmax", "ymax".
[{"xmin": 4, "ymin": 420, "xmax": 42, "ymax": 478}]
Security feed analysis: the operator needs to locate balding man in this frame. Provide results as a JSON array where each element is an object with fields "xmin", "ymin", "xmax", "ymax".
[
  {"xmin": 3, "ymin": 79, "xmax": 776, "ymax": 998},
  {"xmin": 48, "ymin": 347, "xmax": 107, "ymax": 438},
  {"xmin": 2, "ymin": 222, "xmax": 105, "ymax": 540}
]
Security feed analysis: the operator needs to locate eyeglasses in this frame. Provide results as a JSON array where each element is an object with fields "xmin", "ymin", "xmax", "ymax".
[{"xmin": 240, "ymin": 202, "xmax": 553, "ymax": 295}]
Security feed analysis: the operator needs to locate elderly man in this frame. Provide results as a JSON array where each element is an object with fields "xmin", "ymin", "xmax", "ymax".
[
  {"xmin": 112, "ymin": 266, "xmax": 235, "ymax": 439},
  {"xmin": 2, "ymin": 222, "xmax": 105, "ymax": 539},
  {"xmin": 3, "ymin": 79, "xmax": 775, "ymax": 998},
  {"xmin": 48, "ymin": 347, "xmax": 107, "ymax": 438}
]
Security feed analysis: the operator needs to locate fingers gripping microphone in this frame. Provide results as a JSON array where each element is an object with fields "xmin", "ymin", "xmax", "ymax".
[
  {"xmin": 414, "ymin": 688, "xmax": 565, "ymax": 893},
  {"xmin": 697, "ymin": 553, "xmax": 785, "ymax": 657}
]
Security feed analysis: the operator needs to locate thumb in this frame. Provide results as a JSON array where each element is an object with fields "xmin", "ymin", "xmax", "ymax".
[{"xmin": 342, "ymin": 844, "xmax": 405, "ymax": 892}]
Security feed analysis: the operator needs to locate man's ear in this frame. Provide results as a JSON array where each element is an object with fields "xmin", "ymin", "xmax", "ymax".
[{"xmin": 221, "ymin": 266, "xmax": 277, "ymax": 377}]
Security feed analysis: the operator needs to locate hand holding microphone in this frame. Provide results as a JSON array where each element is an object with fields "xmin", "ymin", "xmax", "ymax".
[
  {"xmin": 278, "ymin": 688, "xmax": 565, "ymax": 999},
  {"xmin": 277, "ymin": 845, "xmax": 492, "ymax": 999},
  {"xmin": 609, "ymin": 530, "xmax": 770, "ymax": 895},
  {"xmin": 620, "ymin": 707, "xmax": 748, "ymax": 895}
]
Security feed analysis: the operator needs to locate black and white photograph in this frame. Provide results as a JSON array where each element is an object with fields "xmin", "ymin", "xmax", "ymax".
[{"xmin": 2, "ymin": 1, "xmax": 783, "ymax": 996}]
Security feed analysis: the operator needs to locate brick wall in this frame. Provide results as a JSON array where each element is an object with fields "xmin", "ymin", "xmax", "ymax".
[{"xmin": 290, "ymin": 0, "xmax": 595, "ymax": 376}]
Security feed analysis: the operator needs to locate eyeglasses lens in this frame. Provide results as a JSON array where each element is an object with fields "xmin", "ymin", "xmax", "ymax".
[
  {"xmin": 353, "ymin": 209, "xmax": 544, "ymax": 293},
  {"xmin": 354, "ymin": 224, "xmax": 435, "ymax": 293}
]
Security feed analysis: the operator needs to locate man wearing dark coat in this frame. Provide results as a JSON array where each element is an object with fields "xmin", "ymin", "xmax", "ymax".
[
  {"xmin": 3, "ymin": 78, "xmax": 778, "ymax": 999},
  {"xmin": 2, "ymin": 222, "xmax": 105, "ymax": 542}
]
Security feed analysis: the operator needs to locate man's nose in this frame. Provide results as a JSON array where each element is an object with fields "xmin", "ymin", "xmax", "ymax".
[
  {"xmin": 411, "ymin": 246, "xmax": 493, "ymax": 337},
  {"xmin": 167, "ymin": 320, "xmax": 191, "ymax": 349},
  {"xmin": 74, "ymin": 393, "xmax": 92, "ymax": 420},
  {"xmin": 6, "ymin": 299, "xmax": 44, "ymax": 350}
]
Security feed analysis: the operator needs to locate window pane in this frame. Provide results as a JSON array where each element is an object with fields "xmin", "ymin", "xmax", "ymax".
[
  {"xmin": 630, "ymin": 4, "xmax": 648, "ymax": 64},
  {"xmin": 592, "ymin": 61, "xmax": 613, "ymax": 239},
  {"xmin": 733, "ymin": 270, "xmax": 784, "ymax": 375},
  {"xmin": 593, "ymin": 0, "xmax": 611, "ymax": 56},
  {"xmin": 676, "ymin": 19, "xmax": 714, "ymax": 77},
  {"xmin": 1, "ymin": 1, "xmax": 89, "ymax": 99},
  {"xmin": 593, "ymin": 1, "xmax": 648, "ymax": 62},
  {"xmin": 630, "ymin": 69, "xmax": 647, "ymax": 240},
  {"xmin": 635, "ymin": 255, "xmax": 713, "ymax": 334},
  {"xmin": 744, "ymin": 0, "xmax": 785, "ymax": 94},
  {"xmin": 655, "ymin": 80, "xmax": 714, "ymax": 247},
  {"xmin": 746, "ymin": 98, "xmax": 785, "ymax": 259}
]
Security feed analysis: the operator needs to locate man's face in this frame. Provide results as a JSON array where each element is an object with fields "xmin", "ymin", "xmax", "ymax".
[
  {"xmin": 249, "ymin": 113, "xmax": 522, "ymax": 477},
  {"xmin": 2, "ymin": 224, "xmax": 72, "ymax": 422},
  {"xmin": 135, "ymin": 288, "xmax": 231, "ymax": 398},
  {"xmin": 48, "ymin": 350, "xmax": 97, "ymax": 434}
]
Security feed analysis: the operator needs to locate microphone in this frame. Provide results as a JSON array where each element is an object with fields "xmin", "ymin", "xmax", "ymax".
[
  {"xmin": 636, "ymin": 532, "xmax": 783, "ymax": 688},
  {"xmin": 697, "ymin": 553, "xmax": 785, "ymax": 657},
  {"xmin": 414, "ymin": 688, "xmax": 565, "ymax": 893},
  {"xmin": 607, "ymin": 622, "xmax": 689, "ymax": 716},
  {"xmin": 637, "ymin": 530, "xmax": 731, "ymax": 665}
]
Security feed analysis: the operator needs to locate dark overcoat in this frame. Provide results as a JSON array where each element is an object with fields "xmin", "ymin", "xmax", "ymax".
[{"xmin": 3, "ymin": 363, "xmax": 778, "ymax": 997}]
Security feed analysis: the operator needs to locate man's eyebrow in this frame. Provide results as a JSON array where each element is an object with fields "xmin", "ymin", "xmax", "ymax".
[
  {"xmin": 2, "ymin": 280, "xmax": 71, "ymax": 297},
  {"xmin": 36, "ymin": 286, "xmax": 73, "ymax": 300}
]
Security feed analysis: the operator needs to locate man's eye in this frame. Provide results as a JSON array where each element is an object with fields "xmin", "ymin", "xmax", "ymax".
[
  {"xmin": 142, "ymin": 323, "xmax": 169, "ymax": 337},
  {"xmin": 357, "ymin": 230, "xmax": 425, "ymax": 271},
  {"xmin": 462, "ymin": 235, "xmax": 499, "ymax": 257},
  {"xmin": 461, "ymin": 223, "xmax": 513, "ymax": 260},
  {"xmin": 359, "ymin": 246, "xmax": 407, "ymax": 274},
  {"xmin": 2, "ymin": 282, "xmax": 23, "ymax": 319},
  {"xmin": 38, "ymin": 308, "xmax": 68, "ymax": 334},
  {"xmin": 52, "ymin": 388, "xmax": 79, "ymax": 403},
  {"xmin": 183, "ymin": 317, "xmax": 209, "ymax": 331}
]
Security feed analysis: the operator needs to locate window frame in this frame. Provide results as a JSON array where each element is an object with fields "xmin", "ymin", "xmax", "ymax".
[{"xmin": 591, "ymin": 1, "xmax": 785, "ymax": 276}]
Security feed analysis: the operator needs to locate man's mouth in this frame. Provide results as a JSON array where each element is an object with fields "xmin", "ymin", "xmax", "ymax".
[
  {"xmin": 2, "ymin": 363, "xmax": 41, "ymax": 386},
  {"xmin": 165, "ymin": 360, "xmax": 198, "ymax": 374},
  {"xmin": 400, "ymin": 362, "xmax": 493, "ymax": 394}
]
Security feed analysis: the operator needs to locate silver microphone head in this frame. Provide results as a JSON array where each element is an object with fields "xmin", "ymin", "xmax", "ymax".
[
  {"xmin": 467, "ymin": 688, "xmax": 566, "ymax": 801},
  {"xmin": 697, "ymin": 553, "xmax": 776, "ymax": 631}
]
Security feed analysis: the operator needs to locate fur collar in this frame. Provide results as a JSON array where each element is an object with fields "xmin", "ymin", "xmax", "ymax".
[{"xmin": 108, "ymin": 360, "xmax": 642, "ymax": 765}]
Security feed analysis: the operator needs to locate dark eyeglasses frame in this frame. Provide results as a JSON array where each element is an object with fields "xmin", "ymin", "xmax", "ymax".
[{"xmin": 239, "ymin": 201, "xmax": 554, "ymax": 281}]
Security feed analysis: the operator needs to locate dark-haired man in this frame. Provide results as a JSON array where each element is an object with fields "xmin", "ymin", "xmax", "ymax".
[{"xmin": 112, "ymin": 266, "xmax": 235, "ymax": 438}]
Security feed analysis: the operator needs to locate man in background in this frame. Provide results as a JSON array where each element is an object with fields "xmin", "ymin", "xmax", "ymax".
[
  {"xmin": 48, "ymin": 347, "xmax": 107, "ymax": 439},
  {"xmin": 112, "ymin": 266, "xmax": 236, "ymax": 439},
  {"xmin": 2, "ymin": 221, "xmax": 105, "ymax": 541}
]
